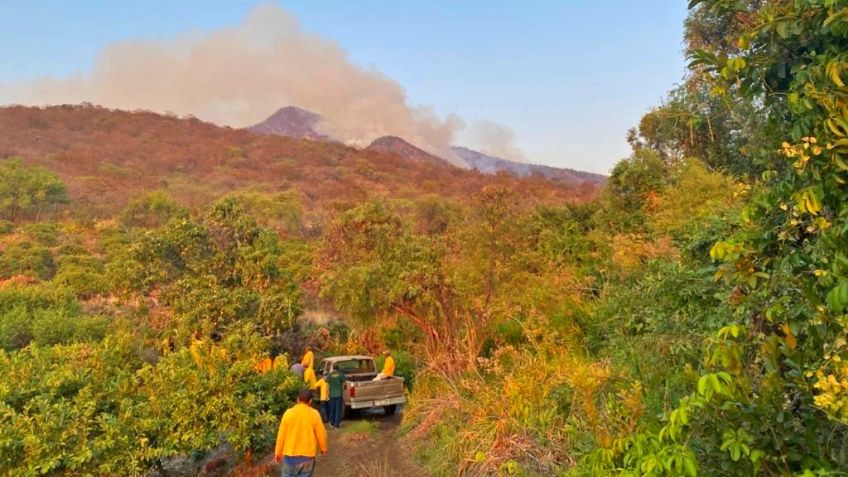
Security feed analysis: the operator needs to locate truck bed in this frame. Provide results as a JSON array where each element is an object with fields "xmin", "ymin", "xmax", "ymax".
[{"xmin": 346, "ymin": 376, "xmax": 406, "ymax": 409}]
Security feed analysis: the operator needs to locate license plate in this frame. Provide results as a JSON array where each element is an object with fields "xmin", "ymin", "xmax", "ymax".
[{"xmin": 374, "ymin": 399, "xmax": 392, "ymax": 406}]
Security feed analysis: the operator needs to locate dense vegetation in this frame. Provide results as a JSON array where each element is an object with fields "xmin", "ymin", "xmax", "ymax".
[{"xmin": 2, "ymin": 0, "xmax": 847, "ymax": 476}]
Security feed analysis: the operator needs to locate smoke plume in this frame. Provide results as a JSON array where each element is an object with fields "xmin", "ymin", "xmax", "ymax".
[
  {"xmin": 466, "ymin": 120, "xmax": 527, "ymax": 163},
  {"xmin": 1, "ymin": 4, "xmax": 467, "ymax": 163}
]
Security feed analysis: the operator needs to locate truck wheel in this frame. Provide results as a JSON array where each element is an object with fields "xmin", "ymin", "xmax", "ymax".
[{"xmin": 383, "ymin": 404, "xmax": 398, "ymax": 416}]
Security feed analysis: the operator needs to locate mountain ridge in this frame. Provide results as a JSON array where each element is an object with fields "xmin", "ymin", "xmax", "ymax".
[
  {"xmin": 365, "ymin": 136, "xmax": 451, "ymax": 166},
  {"xmin": 248, "ymin": 106, "xmax": 326, "ymax": 140},
  {"xmin": 0, "ymin": 104, "xmax": 599, "ymax": 217},
  {"xmin": 248, "ymin": 106, "xmax": 605, "ymax": 185},
  {"xmin": 452, "ymin": 146, "xmax": 606, "ymax": 185}
]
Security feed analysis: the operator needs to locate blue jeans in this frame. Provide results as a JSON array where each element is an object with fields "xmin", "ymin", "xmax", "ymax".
[
  {"xmin": 281, "ymin": 458, "xmax": 315, "ymax": 477},
  {"xmin": 320, "ymin": 400, "xmax": 329, "ymax": 423},
  {"xmin": 328, "ymin": 396, "xmax": 343, "ymax": 428}
]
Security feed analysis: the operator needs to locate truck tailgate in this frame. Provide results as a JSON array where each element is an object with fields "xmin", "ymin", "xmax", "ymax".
[{"xmin": 348, "ymin": 377, "xmax": 406, "ymax": 408}]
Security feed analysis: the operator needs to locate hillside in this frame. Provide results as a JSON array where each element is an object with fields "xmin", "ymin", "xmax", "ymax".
[
  {"xmin": 0, "ymin": 105, "xmax": 597, "ymax": 217},
  {"xmin": 248, "ymin": 106, "xmax": 326, "ymax": 140},
  {"xmin": 364, "ymin": 135, "xmax": 450, "ymax": 166},
  {"xmin": 247, "ymin": 106, "xmax": 606, "ymax": 185},
  {"xmin": 453, "ymin": 146, "xmax": 606, "ymax": 185}
]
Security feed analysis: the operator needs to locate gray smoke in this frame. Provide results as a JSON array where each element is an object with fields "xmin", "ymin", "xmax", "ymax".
[
  {"xmin": 465, "ymin": 120, "xmax": 527, "ymax": 163},
  {"xmin": 1, "ymin": 4, "xmax": 475, "ymax": 164}
]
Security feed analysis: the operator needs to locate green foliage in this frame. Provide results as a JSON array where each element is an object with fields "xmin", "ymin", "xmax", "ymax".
[
  {"xmin": 598, "ymin": 149, "xmax": 667, "ymax": 230},
  {"xmin": 53, "ymin": 252, "xmax": 106, "ymax": 298},
  {"xmin": 108, "ymin": 198, "xmax": 302, "ymax": 337},
  {"xmin": 0, "ymin": 241, "xmax": 55, "ymax": 280},
  {"xmin": 628, "ymin": 82, "xmax": 776, "ymax": 176},
  {"xmin": 0, "ymin": 330, "xmax": 301, "ymax": 476},
  {"xmin": 119, "ymin": 190, "xmax": 187, "ymax": 228},
  {"xmin": 0, "ymin": 285, "xmax": 104, "ymax": 351},
  {"xmin": 22, "ymin": 222, "xmax": 61, "ymax": 246},
  {"xmin": 649, "ymin": 158, "xmax": 740, "ymax": 244},
  {"xmin": 586, "ymin": 260, "xmax": 733, "ymax": 417},
  {"xmin": 586, "ymin": 1, "xmax": 848, "ymax": 474},
  {"xmin": 0, "ymin": 158, "xmax": 68, "ymax": 221},
  {"xmin": 222, "ymin": 190, "xmax": 304, "ymax": 237}
]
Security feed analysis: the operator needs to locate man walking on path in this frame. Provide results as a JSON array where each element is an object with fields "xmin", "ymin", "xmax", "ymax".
[
  {"xmin": 290, "ymin": 361, "xmax": 304, "ymax": 379},
  {"xmin": 326, "ymin": 367, "xmax": 346, "ymax": 429},
  {"xmin": 274, "ymin": 389, "xmax": 328, "ymax": 477}
]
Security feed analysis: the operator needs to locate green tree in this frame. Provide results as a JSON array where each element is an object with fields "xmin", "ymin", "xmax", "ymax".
[
  {"xmin": 0, "ymin": 158, "xmax": 68, "ymax": 221},
  {"xmin": 588, "ymin": 1, "xmax": 848, "ymax": 474}
]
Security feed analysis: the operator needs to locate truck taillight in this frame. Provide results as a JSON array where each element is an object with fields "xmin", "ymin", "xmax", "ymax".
[{"xmin": 349, "ymin": 385, "xmax": 356, "ymax": 398}]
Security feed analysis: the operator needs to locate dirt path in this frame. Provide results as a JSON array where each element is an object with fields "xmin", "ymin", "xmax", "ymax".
[{"xmin": 250, "ymin": 408, "xmax": 428, "ymax": 477}]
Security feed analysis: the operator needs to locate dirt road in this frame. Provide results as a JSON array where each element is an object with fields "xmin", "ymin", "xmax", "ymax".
[{"xmin": 254, "ymin": 408, "xmax": 428, "ymax": 477}]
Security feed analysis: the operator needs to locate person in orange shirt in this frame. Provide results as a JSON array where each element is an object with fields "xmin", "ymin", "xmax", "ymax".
[{"xmin": 274, "ymin": 389, "xmax": 328, "ymax": 477}]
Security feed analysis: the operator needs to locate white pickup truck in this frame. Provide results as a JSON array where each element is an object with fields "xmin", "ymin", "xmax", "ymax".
[{"xmin": 318, "ymin": 355, "xmax": 406, "ymax": 416}]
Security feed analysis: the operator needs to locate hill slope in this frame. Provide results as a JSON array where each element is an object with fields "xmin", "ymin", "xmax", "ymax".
[
  {"xmin": 0, "ymin": 105, "xmax": 597, "ymax": 217},
  {"xmin": 453, "ymin": 147, "xmax": 606, "ymax": 185},
  {"xmin": 247, "ymin": 106, "xmax": 606, "ymax": 185},
  {"xmin": 248, "ymin": 106, "xmax": 326, "ymax": 140},
  {"xmin": 365, "ymin": 136, "xmax": 450, "ymax": 166}
]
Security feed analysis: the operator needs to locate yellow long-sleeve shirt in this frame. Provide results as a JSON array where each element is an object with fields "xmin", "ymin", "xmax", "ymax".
[
  {"xmin": 274, "ymin": 403, "xmax": 328, "ymax": 458},
  {"xmin": 304, "ymin": 367, "xmax": 316, "ymax": 387},
  {"xmin": 382, "ymin": 356, "xmax": 396, "ymax": 377},
  {"xmin": 312, "ymin": 378, "xmax": 329, "ymax": 401},
  {"xmin": 301, "ymin": 350, "xmax": 314, "ymax": 369}
]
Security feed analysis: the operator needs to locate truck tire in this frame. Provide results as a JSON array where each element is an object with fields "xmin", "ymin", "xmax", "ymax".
[{"xmin": 383, "ymin": 404, "xmax": 398, "ymax": 416}]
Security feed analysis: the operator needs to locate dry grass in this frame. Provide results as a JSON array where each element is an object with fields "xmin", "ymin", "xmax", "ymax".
[{"xmin": 404, "ymin": 316, "xmax": 644, "ymax": 475}]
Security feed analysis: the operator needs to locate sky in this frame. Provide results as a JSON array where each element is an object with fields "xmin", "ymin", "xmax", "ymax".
[{"xmin": 0, "ymin": 1, "xmax": 688, "ymax": 174}]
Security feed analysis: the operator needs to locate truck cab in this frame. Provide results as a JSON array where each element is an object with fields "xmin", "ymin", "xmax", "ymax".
[{"xmin": 319, "ymin": 355, "xmax": 406, "ymax": 416}]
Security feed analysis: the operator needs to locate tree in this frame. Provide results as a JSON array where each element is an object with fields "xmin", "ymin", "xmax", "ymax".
[
  {"xmin": 0, "ymin": 158, "xmax": 68, "ymax": 221},
  {"xmin": 591, "ymin": 1, "xmax": 848, "ymax": 474}
]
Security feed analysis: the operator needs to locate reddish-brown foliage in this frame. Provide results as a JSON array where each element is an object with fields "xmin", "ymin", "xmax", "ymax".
[{"xmin": 0, "ymin": 105, "xmax": 599, "ymax": 218}]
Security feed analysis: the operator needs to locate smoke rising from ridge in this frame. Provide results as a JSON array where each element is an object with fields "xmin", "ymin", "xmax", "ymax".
[
  {"xmin": 466, "ymin": 120, "xmax": 527, "ymax": 163},
  {"xmin": 1, "ymin": 4, "xmax": 477, "ymax": 163}
]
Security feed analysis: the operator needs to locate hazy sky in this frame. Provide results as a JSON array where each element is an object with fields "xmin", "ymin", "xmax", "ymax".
[{"xmin": 0, "ymin": 1, "xmax": 688, "ymax": 174}]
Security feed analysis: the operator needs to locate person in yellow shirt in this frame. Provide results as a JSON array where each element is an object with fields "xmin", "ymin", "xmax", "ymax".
[
  {"xmin": 301, "ymin": 346, "xmax": 314, "ymax": 370},
  {"xmin": 372, "ymin": 350, "xmax": 396, "ymax": 381},
  {"xmin": 274, "ymin": 389, "xmax": 328, "ymax": 476},
  {"xmin": 311, "ymin": 375, "xmax": 330, "ymax": 423},
  {"xmin": 255, "ymin": 350, "xmax": 289, "ymax": 373},
  {"xmin": 303, "ymin": 362, "xmax": 317, "ymax": 387}
]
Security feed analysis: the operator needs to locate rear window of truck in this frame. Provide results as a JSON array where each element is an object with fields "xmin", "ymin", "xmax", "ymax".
[{"xmin": 333, "ymin": 359, "xmax": 375, "ymax": 374}]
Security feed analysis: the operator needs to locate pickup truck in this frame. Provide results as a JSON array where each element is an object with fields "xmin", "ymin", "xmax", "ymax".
[{"xmin": 318, "ymin": 355, "xmax": 406, "ymax": 416}]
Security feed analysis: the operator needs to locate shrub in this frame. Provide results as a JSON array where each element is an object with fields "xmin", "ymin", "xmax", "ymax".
[
  {"xmin": 53, "ymin": 254, "xmax": 106, "ymax": 298},
  {"xmin": 22, "ymin": 222, "xmax": 61, "ymax": 246},
  {"xmin": 119, "ymin": 190, "xmax": 187, "ymax": 228},
  {"xmin": 0, "ymin": 285, "xmax": 101, "ymax": 351},
  {"xmin": 0, "ymin": 157, "xmax": 68, "ymax": 221},
  {"xmin": 0, "ymin": 241, "xmax": 55, "ymax": 280}
]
